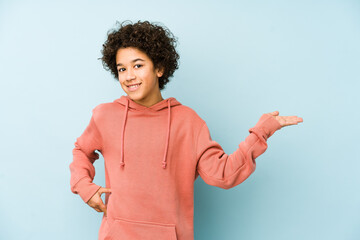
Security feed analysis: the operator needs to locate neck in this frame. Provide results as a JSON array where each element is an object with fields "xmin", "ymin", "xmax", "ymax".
[{"xmin": 131, "ymin": 92, "xmax": 164, "ymax": 108}]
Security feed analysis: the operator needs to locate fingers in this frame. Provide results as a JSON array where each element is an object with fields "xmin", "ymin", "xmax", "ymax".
[
  {"xmin": 279, "ymin": 116, "xmax": 303, "ymax": 127},
  {"xmin": 265, "ymin": 110, "xmax": 303, "ymax": 128},
  {"xmin": 87, "ymin": 187, "xmax": 112, "ymax": 217},
  {"xmin": 93, "ymin": 203, "xmax": 107, "ymax": 217},
  {"xmin": 287, "ymin": 116, "xmax": 303, "ymax": 124},
  {"xmin": 98, "ymin": 202, "xmax": 108, "ymax": 217},
  {"xmin": 89, "ymin": 197, "xmax": 108, "ymax": 216}
]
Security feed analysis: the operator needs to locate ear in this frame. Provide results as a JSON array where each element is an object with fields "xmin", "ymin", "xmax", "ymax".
[{"xmin": 156, "ymin": 65, "xmax": 164, "ymax": 78}]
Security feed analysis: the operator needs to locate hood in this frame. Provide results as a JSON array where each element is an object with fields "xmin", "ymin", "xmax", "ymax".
[{"xmin": 113, "ymin": 95, "xmax": 182, "ymax": 169}]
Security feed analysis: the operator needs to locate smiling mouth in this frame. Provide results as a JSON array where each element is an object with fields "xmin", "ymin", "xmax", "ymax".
[{"xmin": 127, "ymin": 82, "xmax": 142, "ymax": 91}]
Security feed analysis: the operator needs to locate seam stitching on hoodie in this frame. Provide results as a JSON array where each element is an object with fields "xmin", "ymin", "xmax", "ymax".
[
  {"xmin": 73, "ymin": 175, "xmax": 91, "ymax": 190},
  {"xmin": 86, "ymin": 185, "xmax": 102, "ymax": 203}
]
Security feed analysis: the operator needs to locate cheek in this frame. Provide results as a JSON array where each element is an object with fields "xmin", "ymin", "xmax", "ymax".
[
  {"xmin": 138, "ymin": 68, "xmax": 154, "ymax": 79},
  {"xmin": 119, "ymin": 79, "xmax": 127, "ymax": 88},
  {"xmin": 118, "ymin": 75, "xmax": 125, "ymax": 83}
]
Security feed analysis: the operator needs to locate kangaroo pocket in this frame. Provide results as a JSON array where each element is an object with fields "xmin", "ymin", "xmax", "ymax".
[{"xmin": 105, "ymin": 217, "xmax": 178, "ymax": 240}]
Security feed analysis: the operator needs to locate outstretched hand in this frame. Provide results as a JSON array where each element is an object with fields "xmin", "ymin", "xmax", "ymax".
[
  {"xmin": 267, "ymin": 111, "xmax": 303, "ymax": 128},
  {"xmin": 87, "ymin": 187, "xmax": 112, "ymax": 217}
]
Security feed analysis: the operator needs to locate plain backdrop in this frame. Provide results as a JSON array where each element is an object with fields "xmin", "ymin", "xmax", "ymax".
[{"xmin": 1, "ymin": 0, "xmax": 359, "ymax": 239}]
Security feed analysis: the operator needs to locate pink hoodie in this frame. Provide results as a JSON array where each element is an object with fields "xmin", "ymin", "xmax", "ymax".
[{"xmin": 69, "ymin": 95, "xmax": 282, "ymax": 240}]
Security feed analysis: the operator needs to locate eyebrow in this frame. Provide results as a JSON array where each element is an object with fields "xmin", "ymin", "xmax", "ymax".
[{"xmin": 116, "ymin": 58, "xmax": 145, "ymax": 67}]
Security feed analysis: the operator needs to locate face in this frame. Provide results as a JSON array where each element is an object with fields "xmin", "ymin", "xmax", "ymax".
[{"xmin": 115, "ymin": 47, "xmax": 164, "ymax": 107}]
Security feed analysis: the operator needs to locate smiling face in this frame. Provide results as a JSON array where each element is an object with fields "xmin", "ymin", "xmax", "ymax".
[{"xmin": 116, "ymin": 47, "xmax": 164, "ymax": 107}]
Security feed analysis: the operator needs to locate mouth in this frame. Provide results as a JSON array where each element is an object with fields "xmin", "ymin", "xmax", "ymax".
[{"xmin": 127, "ymin": 83, "xmax": 142, "ymax": 91}]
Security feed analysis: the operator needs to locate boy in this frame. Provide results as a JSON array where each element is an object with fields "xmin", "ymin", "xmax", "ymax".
[{"xmin": 69, "ymin": 20, "xmax": 303, "ymax": 240}]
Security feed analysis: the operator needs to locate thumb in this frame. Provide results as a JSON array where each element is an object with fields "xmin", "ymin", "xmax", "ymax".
[
  {"xmin": 98, "ymin": 187, "xmax": 112, "ymax": 195},
  {"xmin": 268, "ymin": 110, "xmax": 279, "ymax": 116}
]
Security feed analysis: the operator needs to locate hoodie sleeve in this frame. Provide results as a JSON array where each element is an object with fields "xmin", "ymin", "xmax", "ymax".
[
  {"xmin": 69, "ymin": 107, "xmax": 102, "ymax": 203},
  {"xmin": 195, "ymin": 113, "xmax": 282, "ymax": 189}
]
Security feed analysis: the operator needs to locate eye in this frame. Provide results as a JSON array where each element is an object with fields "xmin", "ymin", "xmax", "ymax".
[
  {"xmin": 118, "ymin": 68, "xmax": 125, "ymax": 72},
  {"xmin": 135, "ymin": 64, "xmax": 142, "ymax": 69}
]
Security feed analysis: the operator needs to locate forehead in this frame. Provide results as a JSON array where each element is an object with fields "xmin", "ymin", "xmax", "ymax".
[{"xmin": 115, "ymin": 47, "xmax": 150, "ymax": 64}]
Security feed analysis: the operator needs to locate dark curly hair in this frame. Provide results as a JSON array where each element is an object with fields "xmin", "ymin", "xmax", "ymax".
[{"xmin": 100, "ymin": 20, "xmax": 180, "ymax": 90}]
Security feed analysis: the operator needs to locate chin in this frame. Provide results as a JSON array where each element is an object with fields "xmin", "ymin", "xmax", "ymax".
[{"xmin": 126, "ymin": 92, "xmax": 143, "ymax": 100}]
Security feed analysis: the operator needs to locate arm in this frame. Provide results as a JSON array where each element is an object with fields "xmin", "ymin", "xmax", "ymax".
[
  {"xmin": 195, "ymin": 113, "xmax": 282, "ymax": 189},
  {"xmin": 69, "ymin": 107, "xmax": 102, "ymax": 203}
]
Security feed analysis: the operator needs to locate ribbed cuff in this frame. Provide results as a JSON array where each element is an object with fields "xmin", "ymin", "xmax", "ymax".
[
  {"xmin": 73, "ymin": 177, "xmax": 101, "ymax": 204},
  {"xmin": 249, "ymin": 113, "xmax": 282, "ymax": 141}
]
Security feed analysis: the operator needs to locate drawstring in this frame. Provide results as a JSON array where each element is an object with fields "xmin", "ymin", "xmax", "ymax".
[
  {"xmin": 120, "ymin": 97, "xmax": 171, "ymax": 169},
  {"xmin": 162, "ymin": 98, "xmax": 171, "ymax": 169},
  {"xmin": 120, "ymin": 97, "xmax": 129, "ymax": 167}
]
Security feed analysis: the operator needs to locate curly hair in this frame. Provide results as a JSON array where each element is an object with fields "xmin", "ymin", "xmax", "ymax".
[{"xmin": 100, "ymin": 20, "xmax": 180, "ymax": 90}]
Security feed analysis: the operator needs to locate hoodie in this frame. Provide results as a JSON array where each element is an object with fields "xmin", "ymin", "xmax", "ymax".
[{"xmin": 69, "ymin": 95, "xmax": 282, "ymax": 240}]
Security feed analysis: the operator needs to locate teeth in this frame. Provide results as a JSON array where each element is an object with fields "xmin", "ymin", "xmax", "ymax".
[{"xmin": 129, "ymin": 84, "xmax": 140, "ymax": 88}]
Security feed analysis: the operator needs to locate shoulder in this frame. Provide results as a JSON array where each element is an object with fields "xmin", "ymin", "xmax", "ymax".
[
  {"xmin": 90, "ymin": 101, "xmax": 119, "ymax": 121},
  {"xmin": 174, "ymin": 104, "xmax": 206, "ymax": 127}
]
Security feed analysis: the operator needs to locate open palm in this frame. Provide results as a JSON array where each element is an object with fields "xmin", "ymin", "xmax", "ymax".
[{"xmin": 267, "ymin": 111, "xmax": 303, "ymax": 128}]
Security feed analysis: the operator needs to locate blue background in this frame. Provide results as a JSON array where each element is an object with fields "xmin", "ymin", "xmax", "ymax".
[{"xmin": 1, "ymin": 0, "xmax": 359, "ymax": 239}]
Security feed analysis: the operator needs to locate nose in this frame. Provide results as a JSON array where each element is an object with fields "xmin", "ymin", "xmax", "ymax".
[{"xmin": 125, "ymin": 68, "xmax": 136, "ymax": 81}]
